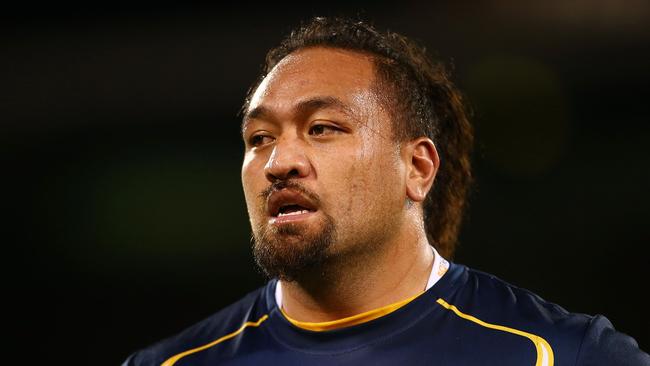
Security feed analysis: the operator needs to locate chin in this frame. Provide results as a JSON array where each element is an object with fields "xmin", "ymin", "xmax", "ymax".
[{"xmin": 252, "ymin": 213, "xmax": 336, "ymax": 280}]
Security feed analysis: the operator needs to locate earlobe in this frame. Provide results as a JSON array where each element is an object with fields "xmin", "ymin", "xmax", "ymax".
[{"xmin": 405, "ymin": 137, "xmax": 439, "ymax": 203}]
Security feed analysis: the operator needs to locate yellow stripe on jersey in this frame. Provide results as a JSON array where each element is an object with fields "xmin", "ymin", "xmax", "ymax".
[
  {"xmin": 280, "ymin": 292, "xmax": 422, "ymax": 332},
  {"xmin": 160, "ymin": 314, "xmax": 269, "ymax": 366},
  {"xmin": 436, "ymin": 298, "xmax": 555, "ymax": 366}
]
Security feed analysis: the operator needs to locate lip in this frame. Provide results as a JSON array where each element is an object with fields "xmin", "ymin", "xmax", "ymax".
[
  {"xmin": 266, "ymin": 188, "xmax": 318, "ymax": 224},
  {"xmin": 269, "ymin": 210, "xmax": 317, "ymax": 225}
]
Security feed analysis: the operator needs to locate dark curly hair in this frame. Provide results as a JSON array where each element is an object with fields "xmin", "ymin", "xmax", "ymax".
[{"xmin": 242, "ymin": 17, "xmax": 473, "ymax": 259}]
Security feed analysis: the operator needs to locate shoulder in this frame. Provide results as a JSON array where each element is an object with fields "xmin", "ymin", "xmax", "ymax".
[
  {"xmin": 457, "ymin": 267, "xmax": 581, "ymax": 328},
  {"xmin": 574, "ymin": 315, "xmax": 650, "ymax": 366},
  {"xmin": 122, "ymin": 283, "xmax": 272, "ymax": 366},
  {"xmin": 443, "ymin": 266, "xmax": 649, "ymax": 365}
]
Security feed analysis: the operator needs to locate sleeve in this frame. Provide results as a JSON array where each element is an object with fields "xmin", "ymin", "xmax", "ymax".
[
  {"xmin": 121, "ymin": 353, "xmax": 144, "ymax": 366},
  {"xmin": 575, "ymin": 315, "xmax": 650, "ymax": 366},
  {"xmin": 121, "ymin": 349, "xmax": 161, "ymax": 366},
  {"xmin": 121, "ymin": 354, "xmax": 135, "ymax": 366}
]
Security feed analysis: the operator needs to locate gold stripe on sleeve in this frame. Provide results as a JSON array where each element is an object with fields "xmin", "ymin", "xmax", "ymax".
[
  {"xmin": 436, "ymin": 298, "xmax": 554, "ymax": 366},
  {"xmin": 160, "ymin": 314, "xmax": 269, "ymax": 366}
]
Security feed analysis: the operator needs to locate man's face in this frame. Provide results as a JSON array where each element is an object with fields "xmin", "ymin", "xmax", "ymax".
[{"xmin": 241, "ymin": 47, "xmax": 408, "ymax": 280}]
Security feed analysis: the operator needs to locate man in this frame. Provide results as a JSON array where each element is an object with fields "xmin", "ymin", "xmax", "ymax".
[{"xmin": 123, "ymin": 17, "xmax": 649, "ymax": 365}]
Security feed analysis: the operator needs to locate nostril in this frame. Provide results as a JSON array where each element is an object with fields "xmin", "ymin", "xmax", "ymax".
[{"xmin": 265, "ymin": 168, "xmax": 300, "ymax": 182}]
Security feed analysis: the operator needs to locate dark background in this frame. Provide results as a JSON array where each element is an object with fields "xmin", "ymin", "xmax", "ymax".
[{"xmin": 3, "ymin": 1, "xmax": 649, "ymax": 364}]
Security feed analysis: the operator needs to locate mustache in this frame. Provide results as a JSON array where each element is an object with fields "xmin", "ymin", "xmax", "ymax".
[{"xmin": 259, "ymin": 180, "xmax": 321, "ymax": 206}]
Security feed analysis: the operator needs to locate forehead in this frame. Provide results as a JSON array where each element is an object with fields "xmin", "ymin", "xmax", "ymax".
[{"xmin": 247, "ymin": 47, "xmax": 378, "ymax": 116}]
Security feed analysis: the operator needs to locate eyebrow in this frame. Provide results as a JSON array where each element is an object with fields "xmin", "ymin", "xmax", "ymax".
[{"xmin": 241, "ymin": 96, "xmax": 355, "ymax": 134}]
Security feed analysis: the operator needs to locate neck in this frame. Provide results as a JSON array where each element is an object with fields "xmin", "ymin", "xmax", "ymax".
[{"xmin": 278, "ymin": 219, "xmax": 434, "ymax": 323}]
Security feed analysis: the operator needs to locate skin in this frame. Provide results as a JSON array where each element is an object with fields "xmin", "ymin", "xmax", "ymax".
[{"xmin": 241, "ymin": 47, "xmax": 440, "ymax": 322}]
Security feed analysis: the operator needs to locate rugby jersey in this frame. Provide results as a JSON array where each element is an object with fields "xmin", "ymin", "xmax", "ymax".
[{"xmin": 123, "ymin": 261, "xmax": 649, "ymax": 366}]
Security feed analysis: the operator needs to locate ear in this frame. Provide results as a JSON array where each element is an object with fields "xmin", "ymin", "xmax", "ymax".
[{"xmin": 403, "ymin": 137, "xmax": 439, "ymax": 203}]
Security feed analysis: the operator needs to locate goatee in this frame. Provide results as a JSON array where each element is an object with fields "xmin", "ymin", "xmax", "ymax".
[{"xmin": 252, "ymin": 214, "xmax": 336, "ymax": 281}]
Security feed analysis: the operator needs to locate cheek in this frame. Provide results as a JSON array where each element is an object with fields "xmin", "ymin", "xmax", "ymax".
[
  {"xmin": 241, "ymin": 162, "xmax": 254, "ymax": 200},
  {"xmin": 347, "ymin": 143, "xmax": 403, "ymax": 213},
  {"xmin": 241, "ymin": 156, "xmax": 265, "ymax": 211},
  {"xmin": 339, "ymin": 141, "xmax": 388, "ymax": 216},
  {"xmin": 312, "ymin": 146, "xmax": 363, "ymax": 218}
]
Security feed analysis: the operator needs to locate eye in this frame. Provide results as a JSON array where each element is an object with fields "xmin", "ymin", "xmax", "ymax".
[
  {"xmin": 248, "ymin": 134, "xmax": 274, "ymax": 147},
  {"xmin": 309, "ymin": 123, "xmax": 341, "ymax": 136}
]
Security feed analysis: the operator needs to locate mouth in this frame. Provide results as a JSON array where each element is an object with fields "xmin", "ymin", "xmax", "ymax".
[
  {"xmin": 277, "ymin": 205, "xmax": 313, "ymax": 217},
  {"xmin": 267, "ymin": 189, "xmax": 318, "ymax": 224}
]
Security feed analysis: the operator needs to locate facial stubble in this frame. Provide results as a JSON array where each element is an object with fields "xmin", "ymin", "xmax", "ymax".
[
  {"xmin": 251, "ymin": 181, "xmax": 337, "ymax": 281},
  {"xmin": 252, "ymin": 214, "xmax": 336, "ymax": 282}
]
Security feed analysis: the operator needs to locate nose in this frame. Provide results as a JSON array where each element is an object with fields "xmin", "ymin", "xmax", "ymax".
[{"xmin": 264, "ymin": 137, "xmax": 311, "ymax": 182}]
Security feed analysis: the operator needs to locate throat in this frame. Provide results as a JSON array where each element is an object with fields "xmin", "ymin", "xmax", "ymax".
[{"xmin": 275, "ymin": 243, "xmax": 441, "ymax": 324}]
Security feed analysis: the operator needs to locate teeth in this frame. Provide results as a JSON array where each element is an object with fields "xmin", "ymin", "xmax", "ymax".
[{"xmin": 278, "ymin": 210, "xmax": 310, "ymax": 217}]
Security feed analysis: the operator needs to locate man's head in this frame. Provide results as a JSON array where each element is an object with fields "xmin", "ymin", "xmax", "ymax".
[{"xmin": 240, "ymin": 17, "xmax": 473, "ymax": 280}]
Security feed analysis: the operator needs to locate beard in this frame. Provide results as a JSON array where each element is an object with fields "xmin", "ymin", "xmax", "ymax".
[{"xmin": 252, "ymin": 212, "xmax": 336, "ymax": 282}]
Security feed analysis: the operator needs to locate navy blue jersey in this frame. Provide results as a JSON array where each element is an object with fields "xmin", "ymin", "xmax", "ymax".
[{"xmin": 123, "ymin": 262, "xmax": 649, "ymax": 365}]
